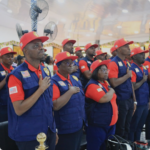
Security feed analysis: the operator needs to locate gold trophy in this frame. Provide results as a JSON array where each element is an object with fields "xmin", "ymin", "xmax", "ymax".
[{"xmin": 35, "ymin": 133, "xmax": 48, "ymax": 150}]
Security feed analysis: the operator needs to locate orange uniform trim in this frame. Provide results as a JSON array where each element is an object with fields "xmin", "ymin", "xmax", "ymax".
[
  {"xmin": 79, "ymin": 60, "xmax": 89, "ymax": 73},
  {"xmin": 52, "ymin": 72, "xmax": 72, "ymax": 101},
  {"xmin": 8, "ymin": 61, "xmax": 42, "ymax": 102},
  {"xmin": 1, "ymin": 63, "xmax": 14, "ymax": 73},
  {"xmin": 85, "ymin": 80, "xmax": 118, "ymax": 126}
]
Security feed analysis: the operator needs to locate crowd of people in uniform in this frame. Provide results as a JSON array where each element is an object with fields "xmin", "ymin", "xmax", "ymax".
[{"xmin": 0, "ymin": 31, "xmax": 150, "ymax": 150}]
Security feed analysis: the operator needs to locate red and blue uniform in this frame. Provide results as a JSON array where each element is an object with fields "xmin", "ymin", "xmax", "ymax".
[
  {"xmin": 85, "ymin": 79, "xmax": 118, "ymax": 150},
  {"xmin": 108, "ymin": 56, "xmax": 134, "ymax": 139},
  {"xmin": 79, "ymin": 56, "xmax": 94, "ymax": 88},
  {"xmin": 7, "ymin": 61, "xmax": 56, "ymax": 142},
  {"xmin": 0, "ymin": 63, "xmax": 14, "ymax": 122},
  {"xmin": 129, "ymin": 63, "xmax": 149, "ymax": 141},
  {"xmin": 52, "ymin": 72, "xmax": 86, "ymax": 134},
  {"xmin": 143, "ymin": 56, "xmax": 150, "ymax": 139}
]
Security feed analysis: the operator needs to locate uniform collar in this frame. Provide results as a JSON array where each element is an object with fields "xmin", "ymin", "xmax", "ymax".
[
  {"xmin": 1, "ymin": 63, "xmax": 13, "ymax": 72},
  {"xmin": 56, "ymin": 71, "xmax": 70, "ymax": 81},
  {"xmin": 25, "ymin": 60, "xmax": 41, "ymax": 72},
  {"xmin": 132, "ymin": 62, "xmax": 143, "ymax": 69},
  {"xmin": 85, "ymin": 55, "xmax": 94, "ymax": 61},
  {"xmin": 41, "ymin": 62, "xmax": 45, "ymax": 67}
]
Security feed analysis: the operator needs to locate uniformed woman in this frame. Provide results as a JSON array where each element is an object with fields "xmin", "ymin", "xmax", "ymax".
[
  {"xmin": 84, "ymin": 60, "xmax": 118, "ymax": 150},
  {"xmin": 51, "ymin": 51, "xmax": 86, "ymax": 150}
]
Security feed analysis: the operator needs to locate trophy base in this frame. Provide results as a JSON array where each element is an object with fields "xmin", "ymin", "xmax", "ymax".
[{"xmin": 35, "ymin": 145, "xmax": 48, "ymax": 150}]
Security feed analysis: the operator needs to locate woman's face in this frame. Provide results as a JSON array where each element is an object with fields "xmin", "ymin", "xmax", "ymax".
[{"xmin": 97, "ymin": 65, "xmax": 108, "ymax": 80}]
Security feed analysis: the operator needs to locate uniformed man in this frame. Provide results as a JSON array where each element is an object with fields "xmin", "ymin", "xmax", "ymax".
[
  {"xmin": 0, "ymin": 47, "xmax": 16, "ymax": 122},
  {"xmin": 110, "ymin": 46, "xmax": 117, "ymax": 60},
  {"xmin": 7, "ymin": 32, "xmax": 56, "ymax": 150},
  {"xmin": 52, "ymin": 51, "xmax": 86, "ymax": 150},
  {"xmin": 95, "ymin": 50, "xmax": 107, "ymax": 61},
  {"xmin": 54, "ymin": 39, "xmax": 79, "ymax": 78},
  {"xmin": 108, "ymin": 38, "xmax": 136, "ymax": 139},
  {"xmin": 143, "ymin": 45, "xmax": 150, "ymax": 140},
  {"xmin": 75, "ymin": 47, "xmax": 83, "ymax": 59},
  {"xmin": 79, "ymin": 43, "xmax": 98, "ymax": 88},
  {"xmin": 129, "ymin": 47, "xmax": 149, "ymax": 142}
]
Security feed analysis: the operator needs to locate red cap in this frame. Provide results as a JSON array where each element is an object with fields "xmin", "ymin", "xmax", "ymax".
[
  {"xmin": 95, "ymin": 50, "xmax": 107, "ymax": 57},
  {"xmin": 110, "ymin": 46, "xmax": 117, "ymax": 53},
  {"xmin": 90, "ymin": 60, "xmax": 110, "ymax": 73},
  {"xmin": 0, "ymin": 47, "xmax": 17, "ymax": 56},
  {"xmin": 44, "ymin": 49, "xmax": 47, "ymax": 52},
  {"xmin": 62, "ymin": 39, "xmax": 76, "ymax": 47},
  {"xmin": 55, "ymin": 51, "xmax": 78, "ymax": 64},
  {"xmin": 20, "ymin": 31, "xmax": 49, "ymax": 50},
  {"xmin": 84, "ymin": 43, "xmax": 98, "ymax": 51},
  {"xmin": 114, "ymin": 38, "xmax": 134, "ymax": 49},
  {"xmin": 130, "ymin": 47, "xmax": 149, "ymax": 57},
  {"xmin": 75, "ymin": 47, "xmax": 82, "ymax": 52}
]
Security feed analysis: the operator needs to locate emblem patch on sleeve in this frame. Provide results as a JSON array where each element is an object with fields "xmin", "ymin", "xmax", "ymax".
[
  {"xmin": 97, "ymin": 88, "xmax": 102, "ymax": 92},
  {"xmin": 9, "ymin": 86, "xmax": 18, "ymax": 95}
]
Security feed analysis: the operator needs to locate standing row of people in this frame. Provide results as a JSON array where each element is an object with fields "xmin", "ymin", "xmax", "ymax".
[{"xmin": 0, "ymin": 31, "xmax": 150, "ymax": 150}]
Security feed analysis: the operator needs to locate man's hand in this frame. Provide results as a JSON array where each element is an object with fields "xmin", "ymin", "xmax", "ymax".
[
  {"xmin": 133, "ymin": 103, "xmax": 137, "ymax": 116},
  {"xmin": 3, "ymin": 71, "xmax": 8, "ymax": 81},
  {"xmin": 55, "ymin": 133, "xmax": 59, "ymax": 145},
  {"xmin": 127, "ymin": 67, "xmax": 132, "ymax": 78},
  {"xmin": 68, "ymin": 84, "xmax": 80, "ymax": 94},
  {"xmin": 142, "ymin": 72, "xmax": 148, "ymax": 82},
  {"xmin": 39, "ymin": 75, "xmax": 51, "ymax": 93}
]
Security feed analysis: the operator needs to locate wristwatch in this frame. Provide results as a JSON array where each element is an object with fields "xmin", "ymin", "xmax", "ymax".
[{"xmin": 134, "ymin": 101, "xmax": 137, "ymax": 105}]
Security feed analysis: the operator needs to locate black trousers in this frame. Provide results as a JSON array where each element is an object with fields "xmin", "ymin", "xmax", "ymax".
[
  {"xmin": 55, "ymin": 127, "xmax": 83, "ymax": 150},
  {"xmin": 146, "ymin": 110, "xmax": 150, "ymax": 139},
  {"xmin": 115, "ymin": 98, "xmax": 134, "ymax": 140},
  {"xmin": 16, "ymin": 128, "xmax": 56, "ymax": 150}
]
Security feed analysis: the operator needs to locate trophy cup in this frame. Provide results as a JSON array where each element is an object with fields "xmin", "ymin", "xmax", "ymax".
[{"xmin": 35, "ymin": 133, "xmax": 48, "ymax": 150}]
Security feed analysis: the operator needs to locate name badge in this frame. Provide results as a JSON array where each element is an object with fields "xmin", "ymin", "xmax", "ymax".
[
  {"xmin": 21, "ymin": 70, "xmax": 31, "ymax": 78},
  {"xmin": 135, "ymin": 68, "xmax": 139, "ymax": 73},
  {"xmin": 87, "ymin": 61, "xmax": 91, "ymax": 64},
  {"xmin": 58, "ymin": 81, "xmax": 66, "ymax": 86},
  {"xmin": 1, "ymin": 71, "xmax": 6, "ymax": 76},
  {"xmin": 118, "ymin": 61, "xmax": 123, "ymax": 66}
]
